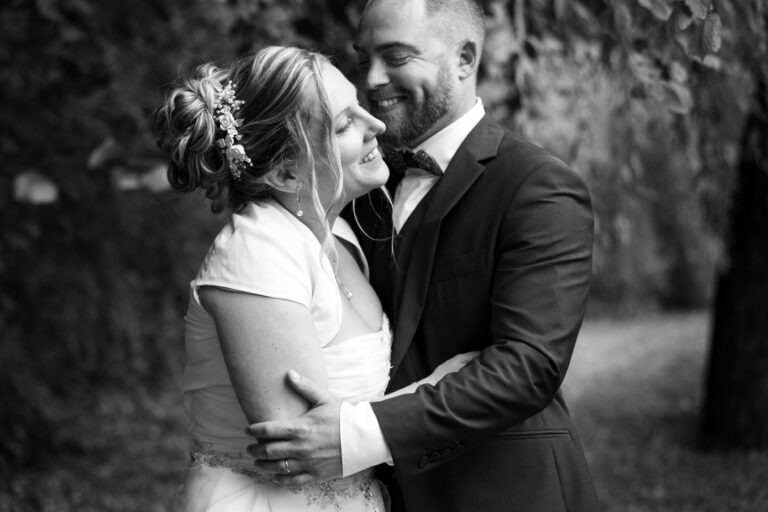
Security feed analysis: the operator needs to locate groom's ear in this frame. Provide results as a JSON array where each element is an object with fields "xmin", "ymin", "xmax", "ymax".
[{"xmin": 457, "ymin": 40, "xmax": 479, "ymax": 80}]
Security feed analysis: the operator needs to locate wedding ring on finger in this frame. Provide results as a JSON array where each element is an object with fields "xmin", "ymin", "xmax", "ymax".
[{"xmin": 283, "ymin": 459, "xmax": 292, "ymax": 474}]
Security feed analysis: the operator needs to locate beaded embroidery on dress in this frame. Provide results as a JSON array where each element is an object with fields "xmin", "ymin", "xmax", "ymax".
[{"xmin": 182, "ymin": 439, "xmax": 386, "ymax": 511}]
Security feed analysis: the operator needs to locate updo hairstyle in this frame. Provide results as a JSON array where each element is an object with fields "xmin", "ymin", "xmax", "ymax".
[{"xmin": 154, "ymin": 46, "xmax": 342, "ymax": 215}]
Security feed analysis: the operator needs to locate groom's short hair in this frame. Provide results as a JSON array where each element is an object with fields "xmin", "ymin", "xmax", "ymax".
[
  {"xmin": 425, "ymin": 0, "xmax": 485, "ymax": 48},
  {"xmin": 365, "ymin": 0, "xmax": 486, "ymax": 52}
]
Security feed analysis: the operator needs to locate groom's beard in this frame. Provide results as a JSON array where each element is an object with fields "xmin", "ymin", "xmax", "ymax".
[{"xmin": 370, "ymin": 68, "xmax": 453, "ymax": 149}]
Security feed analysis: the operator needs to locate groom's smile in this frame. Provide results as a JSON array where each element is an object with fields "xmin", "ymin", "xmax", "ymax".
[
  {"xmin": 371, "ymin": 96, "xmax": 406, "ymax": 111},
  {"xmin": 367, "ymin": 90, "xmax": 410, "ymax": 116}
]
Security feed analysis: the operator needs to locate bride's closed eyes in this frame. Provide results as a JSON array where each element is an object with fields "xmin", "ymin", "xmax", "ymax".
[
  {"xmin": 335, "ymin": 103, "xmax": 366, "ymax": 135},
  {"xmin": 336, "ymin": 116, "xmax": 354, "ymax": 134}
]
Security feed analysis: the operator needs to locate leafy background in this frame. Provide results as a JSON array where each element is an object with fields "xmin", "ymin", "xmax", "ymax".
[{"xmin": 2, "ymin": 0, "xmax": 766, "ymax": 510}]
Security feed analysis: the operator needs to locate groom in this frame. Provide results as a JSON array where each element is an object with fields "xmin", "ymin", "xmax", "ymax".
[{"xmin": 247, "ymin": 0, "xmax": 599, "ymax": 510}]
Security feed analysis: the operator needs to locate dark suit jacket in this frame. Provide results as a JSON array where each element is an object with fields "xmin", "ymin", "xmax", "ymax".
[{"xmin": 350, "ymin": 115, "xmax": 599, "ymax": 512}]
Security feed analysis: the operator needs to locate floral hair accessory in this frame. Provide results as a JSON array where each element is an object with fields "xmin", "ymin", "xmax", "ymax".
[{"xmin": 213, "ymin": 81, "xmax": 252, "ymax": 180}]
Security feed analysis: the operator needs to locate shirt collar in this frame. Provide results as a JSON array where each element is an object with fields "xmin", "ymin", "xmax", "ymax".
[{"xmin": 414, "ymin": 98, "xmax": 485, "ymax": 174}]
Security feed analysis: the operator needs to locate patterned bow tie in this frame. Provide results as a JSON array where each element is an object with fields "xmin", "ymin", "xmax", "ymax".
[{"xmin": 383, "ymin": 148, "xmax": 443, "ymax": 177}]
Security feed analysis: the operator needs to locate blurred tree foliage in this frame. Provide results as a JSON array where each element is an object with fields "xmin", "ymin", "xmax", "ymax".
[
  {"xmin": 478, "ymin": 0, "xmax": 729, "ymax": 311},
  {"xmin": 0, "ymin": 0, "xmax": 762, "ymax": 500}
]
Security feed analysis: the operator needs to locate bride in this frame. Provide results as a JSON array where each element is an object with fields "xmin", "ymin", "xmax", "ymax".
[{"xmin": 154, "ymin": 46, "xmax": 472, "ymax": 511}]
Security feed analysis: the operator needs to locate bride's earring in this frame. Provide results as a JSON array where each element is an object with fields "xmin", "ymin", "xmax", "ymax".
[{"xmin": 295, "ymin": 183, "xmax": 303, "ymax": 217}]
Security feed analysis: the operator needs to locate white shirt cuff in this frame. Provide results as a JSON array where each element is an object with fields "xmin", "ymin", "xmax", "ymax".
[{"xmin": 339, "ymin": 401, "xmax": 393, "ymax": 477}]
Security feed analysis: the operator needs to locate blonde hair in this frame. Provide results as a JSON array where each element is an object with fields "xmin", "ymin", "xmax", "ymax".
[{"xmin": 154, "ymin": 46, "xmax": 344, "ymax": 258}]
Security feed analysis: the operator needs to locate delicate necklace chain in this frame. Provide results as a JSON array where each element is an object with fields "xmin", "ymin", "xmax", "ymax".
[
  {"xmin": 331, "ymin": 240, "xmax": 353, "ymax": 300},
  {"xmin": 335, "ymin": 274, "xmax": 353, "ymax": 300}
]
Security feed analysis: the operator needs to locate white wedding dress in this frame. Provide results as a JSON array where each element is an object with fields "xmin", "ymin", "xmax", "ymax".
[{"xmin": 171, "ymin": 201, "xmax": 391, "ymax": 512}]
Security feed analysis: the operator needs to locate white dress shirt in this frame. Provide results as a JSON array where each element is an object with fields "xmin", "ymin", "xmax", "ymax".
[
  {"xmin": 392, "ymin": 98, "xmax": 486, "ymax": 231},
  {"xmin": 339, "ymin": 98, "xmax": 486, "ymax": 477}
]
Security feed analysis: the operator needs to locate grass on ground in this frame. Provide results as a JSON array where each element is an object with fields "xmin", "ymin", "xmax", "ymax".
[{"xmin": 564, "ymin": 311, "xmax": 768, "ymax": 512}]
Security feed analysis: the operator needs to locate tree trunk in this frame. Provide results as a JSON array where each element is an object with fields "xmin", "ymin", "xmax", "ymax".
[{"xmin": 701, "ymin": 82, "xmax": 768, "ymax": 449}]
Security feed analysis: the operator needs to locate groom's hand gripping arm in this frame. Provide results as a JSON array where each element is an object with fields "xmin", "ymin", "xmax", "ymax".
[
  {"xmin": 246, "ymin": 352, "xmax": 478, "ymax": 485},
  {"xmin": 245, "ymin": 369, "xmax": 344, "ymax": 486}
]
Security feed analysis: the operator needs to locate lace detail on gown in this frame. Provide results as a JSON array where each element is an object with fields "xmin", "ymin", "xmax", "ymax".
[
  {"xmin": 296, "ymin": 477, "xmax": 381, "ymax": 511},
  {"xmin": 186, "ymin": 441, "xmax": 385, "ymax": 511},
  {"xmin": 188, "ymin": 441, "xmax": 266, "ymax": 480}
]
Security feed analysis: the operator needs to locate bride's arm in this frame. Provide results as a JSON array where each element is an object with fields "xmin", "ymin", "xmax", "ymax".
[
  {"xmin": 382, "ymin": 351, "xmax": 480, "ymax": 399},
  {"xmin": 200, "ymin": 286, "xmax": 328, "ymax": 423}
]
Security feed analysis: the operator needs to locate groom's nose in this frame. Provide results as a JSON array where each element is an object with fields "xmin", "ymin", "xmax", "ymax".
[{"xmin": 365, "ymin": 59, "xmax": 389, "ymax": 90}]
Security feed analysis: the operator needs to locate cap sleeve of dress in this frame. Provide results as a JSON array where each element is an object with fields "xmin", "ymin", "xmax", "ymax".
[
  {"xmin": 192, "ymin": 203, "xmax": 316, "ymax": 308},
  {"xmin": 190, "ymin": 201, "xmax": 342, "ymax": 346}
]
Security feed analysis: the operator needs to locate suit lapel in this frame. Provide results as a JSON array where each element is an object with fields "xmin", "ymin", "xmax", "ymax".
[{"xmin": 390, "ymin": 115, "xmax": 505, "ymax": 373}]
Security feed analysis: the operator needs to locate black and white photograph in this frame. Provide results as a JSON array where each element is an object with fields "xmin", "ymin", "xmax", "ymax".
[{"xmin": 1, "ymin": 0, "xmax": 766, "ymax": 510}]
